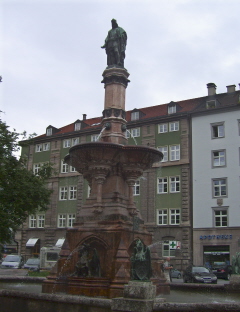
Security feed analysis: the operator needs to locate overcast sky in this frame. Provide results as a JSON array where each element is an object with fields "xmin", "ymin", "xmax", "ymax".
[{"xmin": 1, "ymin": 0, "xmax": 240, "ymax": 137}]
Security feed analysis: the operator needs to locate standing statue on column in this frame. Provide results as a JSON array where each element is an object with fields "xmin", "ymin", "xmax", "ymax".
[{"xmin": 101, "ymin": 19, "xmax": 127, "ymax": 67}]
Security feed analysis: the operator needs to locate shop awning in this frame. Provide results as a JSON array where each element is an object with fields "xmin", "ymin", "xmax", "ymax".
[
  {"xmin": 55, "ymin": 238, "xmax": 65, "ymax": 248},
  {"xmin": 26, "ymin": 238, "xmax": 39, "ymax": 247}
]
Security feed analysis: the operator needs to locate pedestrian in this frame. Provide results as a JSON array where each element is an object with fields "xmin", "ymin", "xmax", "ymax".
[{"xmin": 163, "ymin": 257, "xmax": 173, "ymax": 282}]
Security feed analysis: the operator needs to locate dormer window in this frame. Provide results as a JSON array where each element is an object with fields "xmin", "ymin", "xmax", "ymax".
[
  {"xmin": 168, "ymin": 104, "xmax": 176, "ymax": 114},
  {"xmin": 206, "ymin": 100, "xmax": 216, "ymax": 109},
  {"xmin": 74, "ymin": 121, "xmax": 81, "ymax": 131},
  {"xmin": 131, "ymin": 111, "xmax": 139, "ymax": 121},
  {"xmin": 46, "ymin": 127, "xmax": 52, "ymax": 136}
]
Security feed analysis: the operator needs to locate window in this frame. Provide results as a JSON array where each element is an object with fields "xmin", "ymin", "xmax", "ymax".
[
  {"xmin": 29, "ymin": 215, "xmax": 37, "ymax": 228},
  {"xmin": 213, "ymin": 178, "xmax": 227, "ymax": 197},
  {"xmin": 46, "ymin": 128, "xmax": 52, "ymax": 136},
  {"xmin": 29, "ymin": 215, "xmax": 45, "ymax": 228},
  {"xmin": 214, "ymin": 209, "xmax": 228, "ymax": 227},
  {"xmin": 158, "ymin": 146, "xmax": 168, "ymax": 162},
  {"xmin": 43, "ymin": 143, "xmax": 50, "ymax": 151},
  {"xmin": 58, "ymin": 214, "xmax": 66, "ymax": 228},
  {"xmin": 35, "ymin": 144, "xmax": 42, "ymax": 152},
  {"xmin": 157, "ymin": 177, "xmax": 168, "ymax": 194},
  {"xmin": 69, "ymin": 186, "xmax": 77, "ymax": 200},
  {"xmin": 157, "ymin": 209, "xmax": 168, "ymax": 225},
  {"xmin": 170, "ymin": 176, "xmax": 180, "ymax": 193},
  {"xmin": 58, "ymin": 214, "xmax": 75, "ymax": 228},
  {"xmin": 68, "ymin": 214, "xmax": 76, "ymax": 227},
  {"xmin": 61, "ymin": 160, "xmax": 69, "ymax": 173},
  {"xmin": 91, "ymin": 135, "xmax": 98, "ymax": 142},
  {"xmin": 72, "ymin": 138, "xmax": 79, "ymax": 146},
  {"xmin": 170, "ymin": 209, "xmax": 180, "ymax": 225},
  {"xmin": 163, "ymin": 240, "xmax": 176, "ymax": 257},
  {"xmin": 133, "ymin": 181, "xmax": 140, "ymax": 195},
  {"xmin": 131, "ymin": 111, "xmax": 139, "ymax": 121},
  {"xmin": 63, "ymin": 139, "xmax": 71, "ymax": 148},
  {"xmin": 168, "ymin": 105, "xmax": 176, "ymax": 114},
  {"xmin": 169, "ymin": 121, "xmax": 179, "ymax": 132},
  {"xmin": 206, "ymin": 100, "xmax": 216, "ymax": 109},
  {"xmin": 70, "ymin": 166, "xmax": 76, "ymax": 172},
  {"xmin": 37, "ymin": 215, "xmax": 45, "ymax": 228},
  {"xmin": 75, "ymin": 122, "xmax": 81, "ymax": 131},
  {"xmin": 33, "ymin": 163, "xmax": 41, "ymax": 175},
  {"xmin": 170, "ymin": 144, "xmax": 180, "ymax": 161},
  {"xmin": 131, "ymin": 128, "xmax": 140, "ymax": 137},
  {"xmin": 59, "ymin": 186, "xmax": 68, "ymax": 200},
  {"xmin": 212, "ymin": 150, "xmax": 226, "ymax": 167},
  {"xmin": 158, "ymin": 123, "xmax": 168, "ymax": 133},
  {"xmin": 212, "ymin": 123, "xmax": 224, "ymax": 138}
]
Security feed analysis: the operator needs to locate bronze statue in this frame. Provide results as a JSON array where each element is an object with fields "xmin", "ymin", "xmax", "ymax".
[{"xmin": 101, "ymin": 19, "xmax": 127, "ymax": 67}]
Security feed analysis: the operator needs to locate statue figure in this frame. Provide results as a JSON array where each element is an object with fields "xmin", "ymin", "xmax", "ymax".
[
  {"xmin": 101, "ymin": 19, "xmax": 127, "ymax": 67},
  {"xmin": 130, "ymin": 239, "xmax": 152, "ymax": 280},
  {"xmin": 73, "ymin": 243, "xmax": 101, "ymax": 277}
]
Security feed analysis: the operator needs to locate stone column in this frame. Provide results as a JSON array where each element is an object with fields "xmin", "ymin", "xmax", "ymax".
[{"xmin": 101, "ymin": 67, "xmax": 130, "ymax": 145}]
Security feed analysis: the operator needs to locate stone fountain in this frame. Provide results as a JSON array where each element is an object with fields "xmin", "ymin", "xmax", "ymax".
[{"xmin": 42, "ymin": 19, "xmax": 167, "ymax": 298}]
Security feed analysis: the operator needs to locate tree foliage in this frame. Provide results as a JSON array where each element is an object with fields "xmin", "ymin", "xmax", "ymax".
[{"xmin": 0, "ymin": 119, "xmax": 53, "ymax": 243}]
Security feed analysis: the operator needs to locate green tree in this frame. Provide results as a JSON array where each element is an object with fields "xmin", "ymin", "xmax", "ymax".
[{"xmin": 0, "ymin": 119, "xmax": 53, "ymax": 243}]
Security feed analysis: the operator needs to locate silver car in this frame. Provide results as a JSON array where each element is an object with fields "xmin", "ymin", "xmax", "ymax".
[{"xmin": 1, "ymin": 255, "xmax": 24, "ymax": 269}]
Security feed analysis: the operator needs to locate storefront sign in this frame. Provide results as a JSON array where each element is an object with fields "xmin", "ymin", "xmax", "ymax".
[{"xmin": 199, "ymin": 234, "xmax": 232, "ymax": 240}]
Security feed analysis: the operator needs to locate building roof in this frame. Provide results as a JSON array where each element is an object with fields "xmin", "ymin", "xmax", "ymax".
[{"xmin": 33, "ymin": 89, "xmax": 240, "ymax": 140}]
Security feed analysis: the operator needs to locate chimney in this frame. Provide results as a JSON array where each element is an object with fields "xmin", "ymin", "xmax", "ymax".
[
  {"xmin": 226, "ymin": 85, "xmax": 236, "ymax": 93},
  {"xmin": 82, "ymin": 114, "xmax": 87, "ymax": 120},
  {"xmin": 207, "ymin": 83, "xmax": 217, "ymax": 96}
]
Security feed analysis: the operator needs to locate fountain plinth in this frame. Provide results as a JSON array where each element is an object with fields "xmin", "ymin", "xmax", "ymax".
[{"xmin": 42, "ymin": 20, "xmax": 168, "ymax": 298}]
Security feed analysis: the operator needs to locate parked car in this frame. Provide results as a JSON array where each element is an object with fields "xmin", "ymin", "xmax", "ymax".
[
  {"xmin": 170, "ymin": 269, "xmax": 181, "ymax": 279},
  {"xmin": 1, "ymin": 255, "xmax": 24, "ymax": 269},
  {"xmin": 211, "ymin": 262, "xmax": 232, "ymax": 280},
  {"xmin": 23, "ymin": 258, "xmax": 40, "ymax": 271},
  {"xmin": 183, "ymin": 266, "xmax": 217, "ymax": 284}
]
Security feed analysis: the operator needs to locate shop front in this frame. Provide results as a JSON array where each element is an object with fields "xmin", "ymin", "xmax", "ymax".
[{"xmin": 193, "ymin": 228, "xmax": 240, "ymax": 267}]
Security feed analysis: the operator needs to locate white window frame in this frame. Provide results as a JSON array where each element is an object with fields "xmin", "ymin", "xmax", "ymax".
[
  {"xmin": 69, "ymin": 186, "xmax": 77, "ymax": 200},
  {"xmin": 37, "ymin": 215, "xmax": 45, "ymax": 228},
  {"xmin": 169, "ymin": 121, "xmax": 179, "ymax": 132},
  {"xmin": 163, "ymin": 240, "xmax": 176, "ymax": 257},
  {"xmin": 170, "ymin": 144, "xmax": 180, "ymax": 161},
  {"xmin": 46, "ymin": 128, "xmax": 52, "ymax": 136},
  {"xmin": 170, "ymin": 176, "xmax": 180, "ymax": 193},
  {"xmin": 168, "ymin": 105, "xmax": 176, "ymax": 114},
  {"xmin": 72, "ymin": 138, "xmax": 79, "ymax": 146},
  {"xmin": 91, "ymin": 134, "xmax": 98, "ymax": 142},
  {"xmin": 75, "ymin": 122, "xmax": 81, "ymax": 131},
  {"xmin": 33, "ymin": 163, "xmax": 41, "ymax": 175},
  {"xmin": 157, "ymin": 177, "xmax": 168, "ymax": 194},
  {"xmin": 63, "ymin": 139, "xmax": 71, "ymax": 148},
  {"xmin": 158, "ymin": 146, "xmax": 168, "ymax": 162},
  {"xmin": 213, "ymin": 178, "xmax": 227, "ymax": 197},
  {"xmin": 58, "ymin": 214, "xmax": 67, "ymax": 228},
  {"xmin": 61, "ymin": 160, "xmax": 69, "ymax": 173},
  {"xmin": 170, "ymin": 209, "xmax": 180, "ymax": 225},
  {"xmin": 133, "ymin": 180, "xmax": 140, "ymax": 195},
  {"xmin": 67, "ymin": 214, "xmax": 76, "ymax": 227},
  {"xmin": 211, "ymin": 122, "xmax": 225, "ymax": 139},
  {"xmin": 131, "ymin": 111, "xmax": 139, "ymax": 121},
  {"xmin": 43, "ymin": 142, "xmax": 50, "ymax": 151},
  {"xmin": 212, "ymin": 150, "xmax": 226, "ymax": 167},
  {"xmin": 29, "ymin": 215, "xmax": 37, "ymax": 228},
  {"xmin": 59, "ymin": 186, "xmax": 68, "ymax": 200},
  {"xmin": 158, "ymin": 123, "xmax": 168, "ymax": 133},
  {"xmin": 131, "ymin": 127, "xmax": 140, "ymax": 138},
  {"xmin": 35, "ymin": 144, "xmax": 42, "ymax": 152},
  {"xmin": 70, "ymin": 166, "xmax": 77, "ymax": 172},
  {"xmin": 157, "ymin": 209, "xmax": 168, "ymax": 225},
  {"xmin": 213, "ymin": 208, "xmax": 228, "ymax": 227}
]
